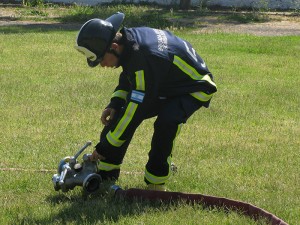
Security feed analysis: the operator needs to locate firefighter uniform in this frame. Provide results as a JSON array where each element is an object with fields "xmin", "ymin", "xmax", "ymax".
[{"xmin": 95, "ymin": 27, "xmax": 217, "ymax": 184}]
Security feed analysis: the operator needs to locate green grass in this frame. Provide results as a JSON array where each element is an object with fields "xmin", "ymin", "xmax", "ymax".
[{"xmin": 0, "ymin": 11, "xmax": 300, "ymax": 225}]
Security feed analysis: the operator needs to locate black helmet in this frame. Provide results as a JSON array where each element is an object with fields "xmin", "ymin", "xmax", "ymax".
[{"xmin": 75, "ymin": 12, "xmax": 125, "ymax": 67}]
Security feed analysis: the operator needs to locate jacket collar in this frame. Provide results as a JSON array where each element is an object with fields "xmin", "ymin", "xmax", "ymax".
[{"xmin": 118, "ymin": 28, "xmax": 135, "ymax": 67}]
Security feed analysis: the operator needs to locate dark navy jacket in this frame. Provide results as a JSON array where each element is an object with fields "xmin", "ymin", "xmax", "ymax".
[{"xmin": 108, "ymin": 27, "xmax": 217, "ymax": 110}]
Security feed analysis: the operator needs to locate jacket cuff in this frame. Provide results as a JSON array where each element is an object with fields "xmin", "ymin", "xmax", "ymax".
[
  {"xmin": 95, "ymin": 142, "xmax": 110, "ymax": 157},
  {"xmin": 106, "ymin": 98, "xmax": 125, "ymax": 111}
]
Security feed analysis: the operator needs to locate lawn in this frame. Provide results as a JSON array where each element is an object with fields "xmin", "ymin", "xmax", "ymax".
[{"xmin": 0, "ymin": 7, "xmax": 299, "ymax": 225}]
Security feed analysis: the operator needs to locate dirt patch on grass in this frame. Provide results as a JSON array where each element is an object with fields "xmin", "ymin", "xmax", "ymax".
[
  {"xmin": 191, "ymin": 13, "xmax": 300, "ymax": 36},
  {"xmin": 193, "ymin": 20, "xmax": 300, "ymax": 36},
  {"xmin": 170, "ymin": 12, "xmax": 300, "ymax": 36}
]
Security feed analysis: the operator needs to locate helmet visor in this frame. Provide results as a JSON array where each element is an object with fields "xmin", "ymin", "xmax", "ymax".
[
  {"xmin": 74, "ymin": 46, "xmax": 97, "ymax": 61},
  {"xmin": 75, "ymin": 46, "xmax": 102, "ymax": 67}
]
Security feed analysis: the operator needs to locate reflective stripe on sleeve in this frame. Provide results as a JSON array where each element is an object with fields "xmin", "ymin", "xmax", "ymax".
[
  {"xmin": 190, "ymin": 91, "xmax": 213, "ymax": 102},
  {"xmin": 201, "ymin": 74, "xmax": 217, "ymax": 87},
  {"xmin": 106, "ymin": 102, "xmax": 138, "ymax": 147},
  {"xmin": 173, "ymin": 56, "xmax": 217, "ymax": 87},
  {"xmin": 112, "ymin": 90, "xmax": 128, "ymax": 100},
  {"xmin": 135, "ymin": 70, "xmax": 145, "ymax": 91}
]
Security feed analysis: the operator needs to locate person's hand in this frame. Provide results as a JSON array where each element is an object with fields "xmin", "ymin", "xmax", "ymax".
[
  {"xmin": 89, "ymin": 149, "xmax": 106, "ymax": 161},
  {"xmin": 101, "ymin": 108, "xmax": 116, "ymax": 126}
]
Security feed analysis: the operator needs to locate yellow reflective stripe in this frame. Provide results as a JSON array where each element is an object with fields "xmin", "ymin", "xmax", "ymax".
[
  {"xmin": 173, "ymin": 56, "xmax": 217, "ymax": 88},
  {"xmin": 135, "ymin": 70, "xmax": 145, "ymax": 91},
  {"xmin": 145, "ymin": 170, "xmax": 170, "ymax": 184},
  {"xmin": 98, "ymin": 161, "xmax": 121, "ymax": 171},
  {"xmin": 114, "ymin": 102, "xmax": 138, "ymax": 137},
  {"xmin": 202, "ymin": 74, "xmax": 217, "ymax": 87},
  {"xmin": 145, "ymin": 157, "xmax": 172, "ymax": 184},
  {"xmin": 112, "ymin": 90, "xmax": 128, "ymax": 100},
  {"xmin": 190, "ymin": 91, "xmax": 213, "ymax": 102},
  {"xmin": 106, "ymin": 102, "xmax": 138, "ymax": 147},
  {"xmin": 173, "ymin": 55, "xmax": 203, "ymax": 80},
  {"xmin": 106, "ymin": 131, "xmax": 125, "ymax": 147}
]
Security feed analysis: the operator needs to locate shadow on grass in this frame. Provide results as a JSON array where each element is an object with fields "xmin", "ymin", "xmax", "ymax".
[
  {"xmin": 31, "ymin": 190, "xmax": 262, "ymax": 224},
  {"xmin": 33, "ymin": 192, "xmax": 177, "ymax": 224},
  {"xmin": 0, "ymin": 23, "xmax": 81, "ymax": 34}
]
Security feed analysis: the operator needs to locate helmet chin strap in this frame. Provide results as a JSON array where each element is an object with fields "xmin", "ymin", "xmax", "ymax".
[{"xmin": 108, "ymin": 48, "xmax": 121, "ymax": 58}]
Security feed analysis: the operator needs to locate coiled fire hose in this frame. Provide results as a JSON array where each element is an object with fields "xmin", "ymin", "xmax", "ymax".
[{"xmin": 111, "ymin": 185, "xmax": 288, "ymax": 225}]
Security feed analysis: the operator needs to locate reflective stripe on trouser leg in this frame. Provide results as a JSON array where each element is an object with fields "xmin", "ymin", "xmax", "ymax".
[
  {"xmin": 106, "ymin": 102, "xmax": 138, "ymax": 147},
  {"xmin": 98, "ymin": 161, "xmax": 122, "ymax": 180},
  {"xmin": 98, "ymin": 161, "xmax": 121, "ymax": 171},
  {"xmin": 144, "ymin": 123, "xmax": 182, "ymax": 184},
  {"xmin": 145, "ymin": 156, "xmax": 172, "ymax": 184}
]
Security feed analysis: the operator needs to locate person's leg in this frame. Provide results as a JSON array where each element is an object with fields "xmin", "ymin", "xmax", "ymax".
[
  {"xmin": 98, "ymin": 100, "xmax": 161, "ymax": 181},
  {"xmin": 144, "ymin": 95, "xmax": 204, "ymax": 187},
  {"xmin": 97, "ymin": 108, "xmax": 136, "ymax": 181}
]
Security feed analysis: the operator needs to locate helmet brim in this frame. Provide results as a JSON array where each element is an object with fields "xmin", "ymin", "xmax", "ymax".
[{"xmin": 105, "ymin": 12, "xmax": 125, "ymax": 33}]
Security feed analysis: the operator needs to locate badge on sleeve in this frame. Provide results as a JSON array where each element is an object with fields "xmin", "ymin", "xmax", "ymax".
[{"xmin": 131, "ymin": 90, "xmax": 145, "ymax": 103}]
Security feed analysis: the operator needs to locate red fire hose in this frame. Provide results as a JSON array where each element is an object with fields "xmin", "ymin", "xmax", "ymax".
[{"xmin": 113, "ymin": 187, "xmax": 288, "ymax": 225}]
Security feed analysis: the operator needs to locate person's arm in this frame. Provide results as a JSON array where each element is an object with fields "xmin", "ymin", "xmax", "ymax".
[{"xmin": 106, "ymin": 71, "xmax": 130, "ymax": 112}]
